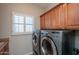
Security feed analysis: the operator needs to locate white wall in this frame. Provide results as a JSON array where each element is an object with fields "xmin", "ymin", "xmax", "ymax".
[
  {"xmin": 0, "ymin": 4, "xmax": 44, "ymax": 37},
  {"xmin": 0, "ymin": 3, "xmax": 44, "ymax": 55},
  {"xmin": 10, "ymin": 34, "xmax": 32, "ymax": 55}
]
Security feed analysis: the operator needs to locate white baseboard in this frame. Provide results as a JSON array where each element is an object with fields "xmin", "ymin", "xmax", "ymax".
[{"xmin": 25, "ymin": 52, "xmax": 33, "ymax": 55}]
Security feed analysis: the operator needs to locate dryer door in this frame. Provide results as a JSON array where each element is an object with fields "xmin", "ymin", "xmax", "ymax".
[{"xmin": 41, "ymin": 36, "xmax": 57, "ymax": 55}]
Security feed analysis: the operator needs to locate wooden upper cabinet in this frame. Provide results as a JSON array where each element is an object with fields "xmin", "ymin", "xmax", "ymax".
[
  {"xmin": 51, "ymin": 4, "xmax": 67, "ymax": 29},
  {"xmin": 51, "ymin": 4, "xmax": 65, "ymax": 29},
  {"xmin": 40, "ymin": 4, "xmax": 66, "ymax": 29},
  {"xmin": 40, "ymin": 15, "xmax": 45, "ymax": 29},
  {"xmin": 67, "ymin": 4, "xmax": 79, "ymax": 29},
  {"xmin": 40, "ymin": 3, "xmax": 79, "ymax": 30},
  {"xmin": 40, "ymin": 4, "xmax": 67, "ymax": 30}
]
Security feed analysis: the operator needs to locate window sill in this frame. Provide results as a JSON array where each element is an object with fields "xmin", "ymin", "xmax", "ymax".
[{"xmin": 11, "ymin": 32, "xmax": 33, "ymax": 36}]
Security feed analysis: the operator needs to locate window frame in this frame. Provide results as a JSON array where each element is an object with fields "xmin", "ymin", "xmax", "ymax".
[{"xmin": 12, "ymin": 12, "xmax": 34, "ymax": 35}]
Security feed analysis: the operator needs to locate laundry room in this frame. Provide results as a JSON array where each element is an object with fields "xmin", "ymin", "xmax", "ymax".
[{"xmin": 0, "ymin": 3, "xmax": 79, "ymax": 55}]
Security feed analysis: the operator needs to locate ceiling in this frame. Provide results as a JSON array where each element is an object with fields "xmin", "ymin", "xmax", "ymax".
[
  {"xmin": 32, "ymin": 3, "xmax": 53, "ymax": 8},
  {"xmin": 31, "ymin": 3, "xmax": 59, "ymax": 11}
]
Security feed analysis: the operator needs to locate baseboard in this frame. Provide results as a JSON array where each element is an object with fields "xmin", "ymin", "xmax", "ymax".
[{"xmin": 25, "ymin": 52, "xmax": 33, "ymax": 55}]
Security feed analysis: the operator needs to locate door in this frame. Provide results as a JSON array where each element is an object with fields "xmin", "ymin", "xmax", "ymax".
[
  {"xmin": 51, "ymin": 8, "xmax": 56, "ymax": 29},
  {"xmin": 40, "ymin": 15, "xmax": 45, "ymax": 29},
  {"xmin": 54, "ymin": 6, "xmax": 60, "ymax": 28},
  {"xmin": 67, "ymin": 3, "xmax": 79, "ymax": 29},
  {"xmin": 41, "ymin": 36, "xmax": 57, "ymax": 55},
  {"xmin": 59, "ymin": 4, "xmax": 67, "ymax": 29},
  {"xmin": 51, "ymin": 6, "xmax": 60, "ymax": 29},
  {"xmin": 44, "ymin": 13, "xmax": 49, "ymax": 29},
  {"xmin": 32, "ymin": 32, "xmax": 38, "ymax": 47},
  {"xmin": 47, "ymin": 12, "xmax": 52, "ymax": 29},
  {"xmin": 44, "ymin": 12, "xmax": 51, "ymax": 29}
]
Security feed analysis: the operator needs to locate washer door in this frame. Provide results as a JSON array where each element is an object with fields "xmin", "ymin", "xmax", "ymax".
[
  {"xmin": 33, "ymin": 33, "xmax": 38, "ymax": 47},
  {"xmin": 41, "ymin": 36, "xmax": 57, "ymax": 55}
]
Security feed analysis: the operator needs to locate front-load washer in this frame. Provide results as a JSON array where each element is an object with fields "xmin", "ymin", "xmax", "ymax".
[
  {"xmin": 40, "ymin": 30, "xmax": 75, "ymax": 55},
  {"xmin": 32, "ymin": 30, "xmax": 41, "ymax": 55}
]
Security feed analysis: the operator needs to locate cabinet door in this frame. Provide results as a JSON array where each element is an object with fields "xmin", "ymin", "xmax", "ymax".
[
  {"xmin": 67, "ymin": 4, "xmax": 79, "ymax": 29},
  {"xmin": 47, "ymin": 12, "xmax": 52, "ymax": 29},
  {"xmin": 40, "ymin": 15, "xmax": 45, "ymax": 29},
  {"xmin": 59, "ymin": 4, "xmax": 67, "ymax": 29},
  {"xmin": 51, "ymin": 6, "xmax": 60, "ymax": 29},
  {"xmin": 44, "ymin": 12, "xmax": 51, "ymax": 29},
  {"xmin": 44, "ymin": 13, "xmax": 48, "ymax": 29},
  {"xmin": 51, "ymin": 8, "xmax": 56, "ymax": 29},
  {"xmin": 54, "ymin": 6, "xmax": 60, "ymax": 28}
]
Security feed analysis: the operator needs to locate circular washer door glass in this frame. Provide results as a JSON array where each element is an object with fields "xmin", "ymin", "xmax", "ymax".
[
  {"xmin": 41, "ymin": 36, "xmax": 57, "ymax": 55},
  {"xmin": 33, "ymin": 33, "xmax": 38, "ymax": 46}
]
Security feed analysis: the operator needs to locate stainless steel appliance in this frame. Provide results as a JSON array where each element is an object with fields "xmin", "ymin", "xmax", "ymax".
[
  {"xmin": 32, "ymin": 30, "xmax": 41, "ymax": 55},
  {"xmin": 40, "ymin": 30, "xmax": 75, "ymax": 55}
]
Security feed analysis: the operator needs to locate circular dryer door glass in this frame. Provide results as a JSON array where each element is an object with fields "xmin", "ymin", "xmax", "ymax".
[{"xmin": 41, "ymin": 36, "xmax": 57, "ymax": 55}]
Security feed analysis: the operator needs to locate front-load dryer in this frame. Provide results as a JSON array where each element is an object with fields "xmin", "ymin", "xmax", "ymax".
[
  {"xmin": 40, "ymin": 30, "xmax": 75, "ymax": 55},
  {"xmin": 32, "ymin": 30, "xmax": 41, "ymax": 55}
]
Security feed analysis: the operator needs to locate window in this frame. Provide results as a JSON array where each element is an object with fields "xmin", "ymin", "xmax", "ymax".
[{"xmin": 12, "ymin": 14, "xmax": 34, "ymax": 34}]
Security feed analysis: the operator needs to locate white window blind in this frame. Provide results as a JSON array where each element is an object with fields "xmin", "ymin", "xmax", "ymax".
[{"xmin": 12, "ymin": 14, "xmax": 34, "ymax": 34}]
